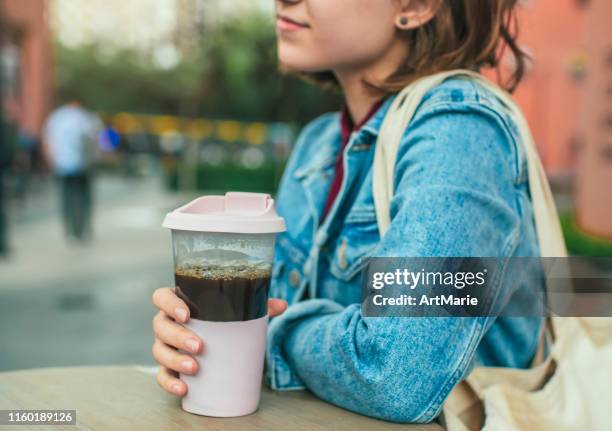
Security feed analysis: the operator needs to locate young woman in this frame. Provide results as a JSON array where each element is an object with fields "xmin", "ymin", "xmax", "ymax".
[{"xmin": 151, "ymin": 0, "xmax": 541, "ymax": 424}]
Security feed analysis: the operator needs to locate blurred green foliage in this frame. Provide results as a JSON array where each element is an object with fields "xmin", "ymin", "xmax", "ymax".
[
  {"xmin": 165, "ymin": 161, "xmax": 286, "ymax": 194},
  {"xmin": 560, "ymin": 212, "xmax": 612, "ymax": 257},
  {"xmin": 55, "ymin": 10, "xmax": 342, "ymax": 125}
]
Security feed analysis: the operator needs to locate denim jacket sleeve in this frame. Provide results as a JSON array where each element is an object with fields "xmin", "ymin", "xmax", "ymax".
[{"xmin": 266, "ymin": 94, "xmax": 525, "ymax": 423}]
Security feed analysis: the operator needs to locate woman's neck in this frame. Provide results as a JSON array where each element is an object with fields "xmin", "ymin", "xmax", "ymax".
[
  {"xmin": 333, "ymin": 39, "xmax": 407, "ymax": 125},
  {"xmin": 335, "ymin": 71, "xmax": 384, "ymax": 126}
]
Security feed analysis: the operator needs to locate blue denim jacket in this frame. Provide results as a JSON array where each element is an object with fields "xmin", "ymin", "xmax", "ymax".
[{"xmin": 265, "ymin": 77, "xmax": 543, "ymax": 423}]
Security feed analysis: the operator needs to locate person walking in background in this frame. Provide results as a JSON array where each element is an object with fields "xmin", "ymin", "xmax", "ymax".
[
  {"xmin": 43, "ymin": 97, "xmax": 101, "ymax": 244},
  {"xmin": 3, "ymin": 97, "xmax": 38, "ymax": 208},
  {"xmin": 0, "ymin": 99, "xmax": 16, "ymax": 258}
]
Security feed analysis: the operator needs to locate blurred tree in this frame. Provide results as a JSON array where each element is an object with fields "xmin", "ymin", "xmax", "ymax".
[
  {"xmin": 54, "ymin": 9, "xmax": 342, "ymax": 125},
  {"xmin": 55, "ymin": 43, "xmax": 206, "ymax": 116}
]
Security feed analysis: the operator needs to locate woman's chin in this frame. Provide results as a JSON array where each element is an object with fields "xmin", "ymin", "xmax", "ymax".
[
  {"xmin": 278, "ymin": 58, "xmax": 330, "ymax": 74},
  {"xmin": 277, "ymin": 47, "xmax": 329, "ymax": 73}
]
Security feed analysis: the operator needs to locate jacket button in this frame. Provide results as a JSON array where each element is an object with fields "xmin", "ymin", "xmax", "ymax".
[{"xmin": 289, "ymin": 269, "xmax": 301, "ymax": 288}]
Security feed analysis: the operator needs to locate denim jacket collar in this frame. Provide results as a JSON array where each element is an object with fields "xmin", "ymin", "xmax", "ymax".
[
  {"xmin": 358, "ymin": 93, "xmax": 397, "ymax": 139},
  {"xmin": 292, "ymin": 94, "xmax": 397, "ymax": 180}
]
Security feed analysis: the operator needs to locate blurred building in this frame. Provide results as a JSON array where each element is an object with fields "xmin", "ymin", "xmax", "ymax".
[
  {"xmin": 0, "ymin": 0, "xmax": 53, "ymax": 136},
  {"xmin": 498, "ymin": 0, "xmax": 611, "ymax": 238},
  {"xmin": 575, "ymin": 0, "xmax": 612, "ymax": 238},
  {"xmin": 512, "ymin": 0, "xmax": 589, "ymax": 176},
  {"xmin": 513, "ymin": 0, "xmax": 612, "ymax": 238}
]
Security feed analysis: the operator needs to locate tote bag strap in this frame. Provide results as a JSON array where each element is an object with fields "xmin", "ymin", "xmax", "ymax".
[
  {"xmin": 373, "ymin": 68, "xmax": 568, "ymax": 257},
  {"xmin": 372, "ymin": 67, "xmax": 568, "ymax": 335}
]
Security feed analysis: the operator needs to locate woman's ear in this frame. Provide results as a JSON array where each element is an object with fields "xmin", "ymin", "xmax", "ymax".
[{"xmin": 395, "ymin": 0, "xmax": 442, "ymax": 30}]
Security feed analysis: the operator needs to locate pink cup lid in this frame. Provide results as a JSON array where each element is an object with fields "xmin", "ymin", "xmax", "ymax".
[{"xmin": 162, "ymin": 191, "xmax": 286, "ymax": 234}]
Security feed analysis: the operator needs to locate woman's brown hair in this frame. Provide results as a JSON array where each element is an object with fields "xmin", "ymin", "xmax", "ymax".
[{"xmin": 297, "ymin": 0, "xmax": 528, "ymax": 94}]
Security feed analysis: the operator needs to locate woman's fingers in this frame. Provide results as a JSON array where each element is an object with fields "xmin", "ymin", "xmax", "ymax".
[
  {"xmin": 156, "ymin": 365, "xmax": 187, "ymax": 396},
  {"xmin": 152, "ymin": 287, "xmax": 190, "ymax": 323},
  {"xmin": 153, "ymin": 292, "xmax": 286, "ymax": 398},
  {"xmin": 152, "ymin": 338, "xmax": 199, "ymax": 375},
  {"xmin": 152, "ymin": 311, "xmax": 202, "ymax": 354},
  {"xmin": 268, "ymin": 298, "xmax": 288, "ymax": 317}
]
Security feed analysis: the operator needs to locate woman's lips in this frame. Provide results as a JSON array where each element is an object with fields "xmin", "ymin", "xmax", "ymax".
[{"xmin": 276, "ymin": 14, "xmax": 309, "ymax": 32}]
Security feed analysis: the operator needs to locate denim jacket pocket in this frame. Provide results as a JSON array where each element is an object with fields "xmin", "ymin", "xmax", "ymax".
[
  {"xmin": 273, "ymin": 234, "xmax": 309, "ymax": 301},
  {"xmin": 327, "ymin": 205, "xmax": 380, "ymax": 282}
]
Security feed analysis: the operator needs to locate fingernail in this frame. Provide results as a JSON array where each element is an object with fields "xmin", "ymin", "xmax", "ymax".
[
  {"xmin": 185, "ymin": 338, "xmax": 199, "ymax": 353},
  {"xmin": 171, "ymin": 382, "xmax": 183, "ymax": 394},
  {"xmin": 181, "ymin": 360, "xmax": 194, "ymax": 373},
  {"xmin": 175, "ymin": 307, "xmax": 188, "ymax": 322}
]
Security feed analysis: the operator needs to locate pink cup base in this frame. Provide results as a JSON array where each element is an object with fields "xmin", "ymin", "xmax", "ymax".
[{"xmin": 179, "ymin": 315, "xmax": 268, "ymax": 417}]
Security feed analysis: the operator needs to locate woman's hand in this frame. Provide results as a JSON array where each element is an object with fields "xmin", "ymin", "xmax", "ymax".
[{"xmin": 151, "ymin": 287, "xmax": 288, "ymax": 396}]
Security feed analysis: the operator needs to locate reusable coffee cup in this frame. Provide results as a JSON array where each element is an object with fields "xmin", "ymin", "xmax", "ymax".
[{"xmin": 162, "ymin": 191, "xmax": 286, "ymax": 417}]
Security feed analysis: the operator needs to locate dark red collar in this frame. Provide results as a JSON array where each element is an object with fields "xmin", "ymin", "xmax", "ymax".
[{"xmin": 319, "ymin": 96, "xmax": 386, "ymax": 223}]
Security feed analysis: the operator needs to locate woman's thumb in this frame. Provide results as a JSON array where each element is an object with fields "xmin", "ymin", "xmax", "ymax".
[{"xmin": 268, "ymin": 298, "xmax": 288, "ymax": 317}]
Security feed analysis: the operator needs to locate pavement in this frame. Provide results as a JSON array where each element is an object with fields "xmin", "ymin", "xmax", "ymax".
[{"xmin": 0, "ymin": 172, "xmax": 201, "ymax": 372}]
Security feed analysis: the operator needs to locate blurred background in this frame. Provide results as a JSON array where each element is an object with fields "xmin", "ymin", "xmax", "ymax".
[{"xmin": 0, "ymin": 0, "xmax": 610, "ymax": 372}]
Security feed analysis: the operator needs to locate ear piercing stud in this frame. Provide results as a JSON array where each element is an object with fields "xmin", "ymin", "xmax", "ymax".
[{"xmin": 398, "ymin": 16, "xmax": 409, "ymax": 27}]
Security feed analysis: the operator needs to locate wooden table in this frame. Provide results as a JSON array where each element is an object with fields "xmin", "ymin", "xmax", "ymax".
[{"xmin": 0, "ymin": 366, "xmax": 443, "ymax": 430}]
